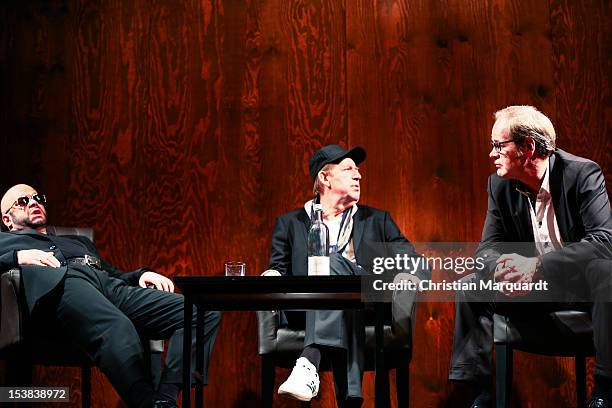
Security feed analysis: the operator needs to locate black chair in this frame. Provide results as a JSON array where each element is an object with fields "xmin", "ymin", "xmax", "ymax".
[
  {"xmin": 494, "ymin": 309, "xmax": 596, "ymax": 408},
  {"xmin": 0, "ymin": 226, "xmax": 163, "ymax": 408},
  {"xmin": 257, "ymin": 273, "xmax": 417, "ymax": 407}
]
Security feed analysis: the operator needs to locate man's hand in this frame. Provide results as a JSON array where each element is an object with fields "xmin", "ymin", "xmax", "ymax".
[
  {"xmin": 139, "ymin": 271, "xmax": 175, "ymax": 292},
  {"xmin": 494, "ymin": 253, "xmax": 540, "ymax": 297},
  {"xmin": 17, "ymin": 249, "xmax": 61, "ymax": 267}
]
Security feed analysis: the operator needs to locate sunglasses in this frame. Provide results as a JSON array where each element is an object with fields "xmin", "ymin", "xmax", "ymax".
[{"xmin": 4, "ymin": 193, "xmax": 47, "ymax": 214}]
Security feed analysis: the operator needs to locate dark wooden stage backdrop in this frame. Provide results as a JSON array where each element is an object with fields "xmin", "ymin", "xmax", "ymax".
[{"xmin": 0, "ymin": 0, "xmax": 609, "ymax": 407}]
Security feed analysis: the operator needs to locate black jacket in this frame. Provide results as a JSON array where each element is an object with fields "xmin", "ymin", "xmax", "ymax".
[
  {"xmin": 269, "ymin": 204, "xmax": 429, "ymax": 279},
  {"xmin": 477, "ymin": 149, "xmax": 612, "ymax": 279},
  {"xmin": 0, "ymin": 229, "xmax": 146, "ymax": 312}
]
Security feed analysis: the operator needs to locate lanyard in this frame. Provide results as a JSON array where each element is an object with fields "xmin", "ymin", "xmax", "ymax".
[{"xmin": 330, "ymin": 208, "xmax": 352, "ymax": 254}]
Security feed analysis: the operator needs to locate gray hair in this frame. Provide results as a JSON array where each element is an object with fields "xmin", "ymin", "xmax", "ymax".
[
  {"xmin": 312, "ymin": 164, "xmax": 334, "ymax": 196},
  {"xmin": 494, "ymin": 106, "xmax": 556, "ymax": 157}
]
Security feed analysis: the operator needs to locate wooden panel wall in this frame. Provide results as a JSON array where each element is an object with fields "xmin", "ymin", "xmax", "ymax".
[{"xmin": 0, "ymin": 0, "xmax": 609, "ymax": 407}]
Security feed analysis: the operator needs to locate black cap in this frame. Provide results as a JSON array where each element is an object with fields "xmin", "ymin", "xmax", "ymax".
[{"xmin": 309, "ymin": 144, "xmax": 366, "ymax": 180}]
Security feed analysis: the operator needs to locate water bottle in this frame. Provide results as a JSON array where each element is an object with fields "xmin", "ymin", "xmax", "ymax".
[{"xmin": 308, "ymin": 203, "xmax": 330, "ymax": 276}]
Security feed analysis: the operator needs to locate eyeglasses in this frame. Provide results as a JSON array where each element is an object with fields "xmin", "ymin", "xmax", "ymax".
[
  {"xmin": 4, "ymin": 193, "xmax": 47, "ymax": 214},
  {"xmin": 490, "ymin": 139, "xmax": 516, "ymax": 153}
]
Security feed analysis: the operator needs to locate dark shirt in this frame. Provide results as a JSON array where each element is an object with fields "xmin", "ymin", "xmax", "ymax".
[{"xmin": 46, "ymin": 234, "xmax": 95, "ymax": 259}]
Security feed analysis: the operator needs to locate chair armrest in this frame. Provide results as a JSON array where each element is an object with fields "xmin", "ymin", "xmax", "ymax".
[
  {"xmin": 550, "ymin": 310, "xmax": 593, "ymax": 336},
  {"xmin": 256, "ymin": 310, "xmax": 280, "ymax": 355},
  {"xmin": 47, "ymin": 226, "xmax": 94, "ymax": 241},
  {"xmin": 493, "ymin": 313, "xmax": 523, "ymax": 343},
  {"xmin": 390, "ymin": 273, "xmax": 418, "ymax": 345},
  {"xmin": 0, "ymin": 269, "xmax": 24, "ymax": 350},
  {"xmin": 0, "ymin": 247, "xmax": 164, "ymax": 356}
]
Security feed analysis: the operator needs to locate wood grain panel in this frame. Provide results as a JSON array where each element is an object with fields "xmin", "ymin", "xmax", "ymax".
[
  {"xmin": 261, "ymin": 0, "xmax": 348, "ymax": 215},
  {"xmin": 548, "ymin": 0, "xmax": 611, "ymax": 401},
  {"xmin": 256, "ymin": 2, "xmax": 349, "ymax": 406},
  {"xmin": 549, "ymin": 0, "xmax": 611, "ymax": 191},
  {"xmin": 345, "ymin": 0, "xmax": 595, "ymax": 407},
  {"xmin": 0, "ymin": 0, "xmax": 609, "ymax": 407}
]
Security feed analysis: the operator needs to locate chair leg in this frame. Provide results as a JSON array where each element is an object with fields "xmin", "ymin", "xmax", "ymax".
[
  {"xmin": 5, "ymin": 352, "xmax": 33, "ymax": 387},
  {"xmin": 261, "ymin": 356, "xmax": 275, "ymax": 408},
  {"xmin": 396, "ymin": 357, "xmax": 410, "ymax": 407},
  {"xmin": 495, "ymin": 344, "xmax": 512, "ymax": 408},
  {"xmin": 149, "ymin": 351, "xmax": 164, "ymax": 390},
  {"xmin": 330, "ymin": 349, "xmax": 348, "ymax": 407},
  {"xmin": 575, "ymin": 355, "xmax": 587, "ymax": 408},
  {"xmin": 81, "ymin": 365, "xmax": 91, "ymax": 408}
]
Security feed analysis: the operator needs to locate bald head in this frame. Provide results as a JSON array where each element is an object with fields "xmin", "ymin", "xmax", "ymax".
[
  {"xmin": 1, "ymin": 184, "xmax": 37, "ymax": 214},
  {"xmin": 1, "ymin": 184, "xmax": 48, "ymax": 232}
]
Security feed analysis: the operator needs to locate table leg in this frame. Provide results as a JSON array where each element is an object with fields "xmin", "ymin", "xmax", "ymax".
[
  {"xmin": 374, "ymin": 303, "xmax": 390, "ymax": 408},
  {"xmin": 195, "ymin": 306, "xmax": 205, "ymax": 408},
  {"xmin": 183, "ymin": 298, "xmax": 193, "ymax": 408}
]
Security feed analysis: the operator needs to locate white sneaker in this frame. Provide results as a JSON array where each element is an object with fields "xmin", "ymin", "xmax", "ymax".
[{"xmin": 278, "ymin": 357, "xmax": 320, "ymax": 401}]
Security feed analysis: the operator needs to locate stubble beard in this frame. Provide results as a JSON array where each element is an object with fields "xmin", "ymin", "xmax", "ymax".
[{"xmin": 9, "ymin": 212, "xmax": 47, "ymax": 231}]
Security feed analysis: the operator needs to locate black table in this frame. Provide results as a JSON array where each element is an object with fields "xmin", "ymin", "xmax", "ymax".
[{"xmin": 174, "ymin": 275, "xmax": 391, "ymax": 408}]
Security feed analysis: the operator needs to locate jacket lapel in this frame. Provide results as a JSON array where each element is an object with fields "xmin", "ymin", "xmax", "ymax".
[
  {"xmin": 352, "ymin": 207, "xmax": 365, "ymax": 255},
  {"xmin": 512, "ymin": 180, "xmax": 535, "ymax": 241},
  {"xmin": 549, "ymin": 151, "xmax": 571, "ymax": 241},
  {"xmin": 297, "ymin": 209, "xmax": 310, "ymax": 244}
]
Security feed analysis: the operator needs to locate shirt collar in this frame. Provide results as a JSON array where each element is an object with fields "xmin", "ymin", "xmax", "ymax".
[
  {"xmin": 514, "ymin": 157, "xmax": 551, "ymax": 199},
  {"xmin": 304, "ymin": 199, "xmax": 358, "ymax": 220},
  {"xmin": 539, "ymin": 158, "xmax": 551, "ymax": 197}
]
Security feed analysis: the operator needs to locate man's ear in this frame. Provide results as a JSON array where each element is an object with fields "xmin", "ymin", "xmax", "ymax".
[
  {"xmin": 1, "ymin": 214, "xmax": 12, "ymax": 231},
  {"xmin": 521, "ymin": 136, "xmax": 536, "ymax": 159},
  {"xmin": 318, "ymin": 170, "xmax": 331, "ymax": 188}
]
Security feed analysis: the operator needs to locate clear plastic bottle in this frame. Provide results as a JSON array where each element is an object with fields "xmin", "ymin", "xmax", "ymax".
[{"xmin": 308, "ymin": 203, "xmax": 330, "ymax": 276}]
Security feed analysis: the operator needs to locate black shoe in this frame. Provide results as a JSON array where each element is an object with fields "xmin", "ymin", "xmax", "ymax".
[
  {"xmin": 470, "ymin": 403, "xmax": 492, "ymax": 408},
  {"xmin": 469, "ymin": 392, "xmax": 492, "ymax": 408},
  {"xmin": 469, "ymin": 397, "xmax": 492, "ymax": 408},
  {"xmin": 589, "ymin": 397, "xmax": 611, "ymax": 408},
  {"xmin": 153, "ymin": 400, "xmax": 178, "ymax": 408}
]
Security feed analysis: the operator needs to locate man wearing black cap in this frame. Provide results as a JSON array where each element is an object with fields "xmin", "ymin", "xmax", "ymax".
[{"xmin": 265, "ymin": 145, "xmax": 426, "ymax": 405}]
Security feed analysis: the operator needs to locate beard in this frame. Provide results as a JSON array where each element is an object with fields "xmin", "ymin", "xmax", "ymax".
[{"xmin": 9, "ymin": 211, "xmax": 47, "ymax": 230}]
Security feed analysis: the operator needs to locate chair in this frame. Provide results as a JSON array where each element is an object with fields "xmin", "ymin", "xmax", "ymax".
[
  {"xmin": 257, "ymin": 273, "xmax": 417, "ymax": 407},
  {"xmin": 494, "ymin": 310, "xmax": 595, "ymax": 408},
  {"xmin": 0, "ymin": 226, "xmax": 163, "ymax": 408}
]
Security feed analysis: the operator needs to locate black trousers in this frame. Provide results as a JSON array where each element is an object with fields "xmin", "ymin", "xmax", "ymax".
[
  {"xmin": 449, "ymin": 259, "xmax": 612, "ymax": 382},
  {"xmin": 283, "ymin": 254, "xmax": 365, "ymax": 400},
  {"xmin": 32, "ymin": 265, "xmax": 221, "ymax": 408}
]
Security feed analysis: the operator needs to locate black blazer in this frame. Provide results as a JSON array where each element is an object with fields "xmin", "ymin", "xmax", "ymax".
[
  {"xmin": 268, "ymin": 204, "xmax": 429, "ymax": 279},
  {"xmin": 0, "ymin": 230, "xmax": 145, "ymax": 313},
  {"xmin": 477, "ymin": 149, "xmax": 612, "ymax": 279}
]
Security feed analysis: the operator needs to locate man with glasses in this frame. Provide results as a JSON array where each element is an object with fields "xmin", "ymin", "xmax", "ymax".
[
  {"xmin": 448, "ymin": 106, "xmax": 612, "ymax": 408},
  {"xmin": 0, "ymin": 184, "xmax": 221, "ymax": 408},
  {"xmin": 265, "ymin": 145, "xmax": 427, "ymax": 406}
]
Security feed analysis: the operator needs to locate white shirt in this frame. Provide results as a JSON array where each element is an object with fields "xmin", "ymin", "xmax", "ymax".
[{"xmin": 521, "ymin": 159, "xmax": 564, "ymax": 255}]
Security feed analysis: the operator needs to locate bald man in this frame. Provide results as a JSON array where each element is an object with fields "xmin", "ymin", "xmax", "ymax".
[{"xmin": 0, "ymin": 184, "xmax": 221, "ymax": 408}]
